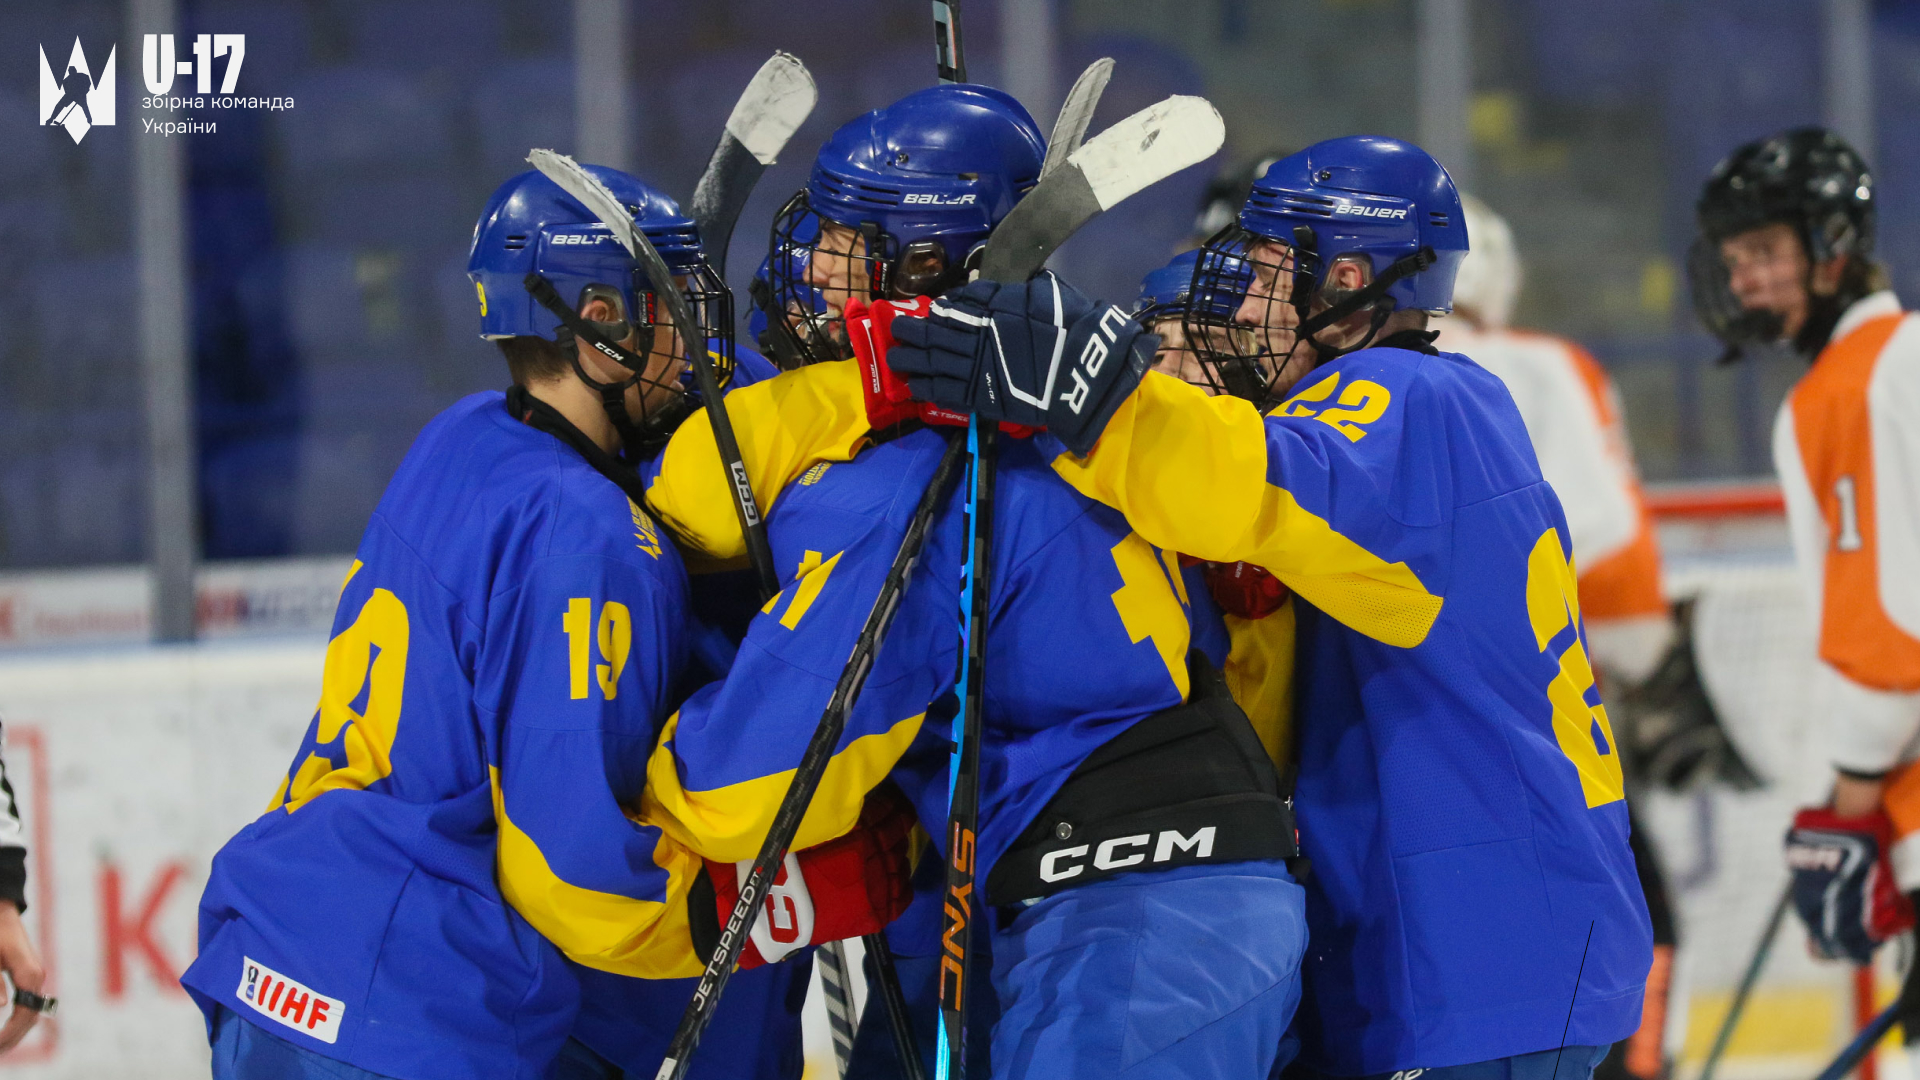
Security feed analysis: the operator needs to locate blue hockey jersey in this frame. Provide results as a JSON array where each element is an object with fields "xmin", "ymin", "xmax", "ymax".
[
  {"xmin": 1041, "ymin": 349, "xmax": 1654, "ymax": 1073},
  {"xmin": 183, "ymin": 358, "xmax": 882, "ymax": 1080},
  {"xmin": 184, "ymin": 392, "xmax": 708, "ymax": 1080},
  {"xmin": 639, "ymin": 427, "xmax": 1207, "ymax": 901}
]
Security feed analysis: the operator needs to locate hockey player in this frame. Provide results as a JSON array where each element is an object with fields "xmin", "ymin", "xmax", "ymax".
[
  {"xmin": 182, "ymin": 166, "xmax": 905, "ymax": 1080},
  {"xmin": 884, "ymin": 135, "xmax": 1654, "ymax": 1079},
  {"xmin": 638, "ymin": 84, "xmax": 1308, "ymax": 1080},
  {"xmin": 1133, "ymin": 250, "xmax": 1296, "ymax": 755},
  {"xmin": 1692, "ymin": 131, "xmax": 1920, "ymax": 983},
  {"xmin": 1436, "ymin": 195, "xmax": 1682, "ymax": 1080}
]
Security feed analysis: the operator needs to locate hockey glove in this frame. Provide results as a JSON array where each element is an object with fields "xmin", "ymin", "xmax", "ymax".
[
  {"xmin": 1201, "ymin": 560, "xmax": 1290, "ymax": 621},
  {"xmin": 690, "ymin": 785, "xmax": 918, "ymax": 970},
  {"xmin": 888, "ymin": 272, "xmax": 1157, "ymax": 455},
  {"xmin": 844, "ymin": 295, "xmax": 969, "ymax": 431},
  {"xmin": 1784, "ymin": 805, "xmax": 1915, "ymax": 964}
]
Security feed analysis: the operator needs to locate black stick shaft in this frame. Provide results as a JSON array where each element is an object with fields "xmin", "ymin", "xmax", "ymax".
[
  {"xmin": 1699, "ymin": 882, "xmax": 1792, "ymax": 1080},
  {"xmin": 937, "ymin": 423, "xmax": 995, "ymax": 1080},
  {"xmin": 868, "ymin": 931, "xmax": 929, "ymax": 1080},
  {"xmin": 932, "ymin": 0, "xmax": 966, "ymax": 83},
  {"xmin": 656, "ymin": 433, "xmax": 967, "ymax": 1080}
]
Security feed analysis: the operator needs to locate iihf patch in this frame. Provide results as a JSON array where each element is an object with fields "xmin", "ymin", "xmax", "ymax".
[{"xmin": 237, "ymin": 956, "xmax": 344, "ymax": 1043}]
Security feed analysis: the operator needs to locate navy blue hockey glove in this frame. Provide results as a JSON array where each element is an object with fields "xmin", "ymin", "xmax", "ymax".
[
  {"xmin": 888, "ymin": 272, "xmax": 1157, "ymax": 455},
  {"xmin": 1784, "ymin": 805, "xmax": 1914, "ymax": 964}
]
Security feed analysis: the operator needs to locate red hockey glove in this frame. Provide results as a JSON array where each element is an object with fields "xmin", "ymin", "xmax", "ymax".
[
  {"xmin": 1201, "ymin": 560, "xmax": 1290, "ymax": 620},
  {"xmin": 693, "ymin": 785, "xmax": 917, "ymax": 970},
  {"xmin": 846, "ymin": 296, "xmax": 964, "ymax": 430},
  {"xmin": 845, "ymin": 296, "xmax": 1039, "ymax": 439},
  {"xmin": 1784, "ymin": 805, "xmax": 1915, "ymax": 964}
]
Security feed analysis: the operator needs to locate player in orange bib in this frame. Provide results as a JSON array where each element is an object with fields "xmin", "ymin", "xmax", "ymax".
[{"xmin": 1693, "ymin": 129, "xmax": 1920, "ymax": 1009}]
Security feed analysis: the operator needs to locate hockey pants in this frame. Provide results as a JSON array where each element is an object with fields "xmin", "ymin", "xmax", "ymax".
[{"xmin": 988, "ymin": 858, "xmax": 1306, "ymax": 1080}]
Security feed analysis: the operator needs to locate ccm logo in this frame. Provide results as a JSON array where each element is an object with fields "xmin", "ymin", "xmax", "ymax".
[
  {"xmin": 1334, "ymin": 204, "xmax": 1408, "ymax": 219},
  {"xmin": 1038, "ymin": 826, "xmax": 1216, "ymax": 884},
  {"xmin": 1058, "ymin": 305, "xmax": 1132, "ymax": 416},
  {"xmin": 902, "ymin": 193, "xmax": 976, "ymax": 205},
  {"xmin": 550, "ymin": 233, "xmax": 608, "ymax": 245}
]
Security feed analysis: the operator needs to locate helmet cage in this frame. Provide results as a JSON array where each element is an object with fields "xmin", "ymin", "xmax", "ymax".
[
  {"xmin": 766, "ymin": 190, "xmax": 974, "ymax": 368},
  {"xmin": 1185, "ymin": 223, "xmax": 1438, "ymax": 407}
]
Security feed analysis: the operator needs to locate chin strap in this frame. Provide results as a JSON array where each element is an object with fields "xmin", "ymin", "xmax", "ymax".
[
  {"xmin": 524, "ymin": 273, "xmax": 694, "ymax": 456},
  {"xmin": 1294, "ymin": 246, "xmax": 1438, "ymax": 364}
]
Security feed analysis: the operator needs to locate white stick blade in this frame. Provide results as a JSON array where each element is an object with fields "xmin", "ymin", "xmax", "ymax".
[
  {"xmin": 1068, "ymin": 95, "xmax": 1224, "ymax": 211},
  {"xmin": 727, "ymin": 51, "xmax": 818, "ymax": 165},
  {"xmin": 527, "ymin": 148, "xmax": 640, "ymax": 257},
  {"xmin": 1040, "ymin": 57, "xmax": 1114, "ymax": 180}
]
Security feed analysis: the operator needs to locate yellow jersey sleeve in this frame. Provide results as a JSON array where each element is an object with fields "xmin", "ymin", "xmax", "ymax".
[{"xmin": 646, "ymin": 360, "xmax": 874, "ymax": 563}]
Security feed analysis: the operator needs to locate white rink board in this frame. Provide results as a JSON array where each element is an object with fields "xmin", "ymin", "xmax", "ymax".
[
  {"xmin": 0, "ymin": 639, "xmax": 855, "ymax": 1079},
  {"xmin": 0, "ymin": 639, "xmax": 325, "ymax": 1077},
  {"xmin": 0, "ymin": 554, "xmax": 1880, "ymax": 1078}
]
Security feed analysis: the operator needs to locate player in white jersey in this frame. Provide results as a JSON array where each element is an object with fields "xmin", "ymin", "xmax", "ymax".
[
  {"xmin": 1693, "ymin": 128, "xmax": 1920, "ymax": 1026},
  {"xmin": 1435, "ymin": 196, "xmax": 1671, "ymax": 683}
]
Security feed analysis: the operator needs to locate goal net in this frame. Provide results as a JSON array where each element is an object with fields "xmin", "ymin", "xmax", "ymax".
[{"xmin": 1644, "ymin": 482, "xmax": 1906, "ymax": 1080}]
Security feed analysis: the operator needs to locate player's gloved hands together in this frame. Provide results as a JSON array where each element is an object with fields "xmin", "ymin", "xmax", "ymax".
[
  {"xmin": 888, "ymin": 272, "xmax": 1158, "ymax": 455},
  {"xmin": 691, "ymin": 784, "xmax": 917, "ymax": 970},
  {"xmin": 844, "ymin": 295, "xmax": 970, "ymax": 432},
  {"xmin": 1784, "ymin": 804, "xmax": 1915, "ymax": 964}
]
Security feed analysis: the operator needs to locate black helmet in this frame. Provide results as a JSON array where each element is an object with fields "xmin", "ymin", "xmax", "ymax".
[{"xmin": 1690, "ymin": 127, "xmax": 1876, "ymax": 357}]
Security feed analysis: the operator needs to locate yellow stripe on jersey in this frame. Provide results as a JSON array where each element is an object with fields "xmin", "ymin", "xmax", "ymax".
[
  {"xmin": 780, "ymin": 550, "xmax": 843, "ymax": 630},
  {"xmin": 1223, "ymin": 603, "xmax": 1297, "ymax": 773},
  {"xmin": 647, "ymin": 360, "xmax": 874, "ymax": 564},
  {"xmin": 1053, "ymin": 373, "xmax": 1443, "ymax": 649},
  {"xmin": 490, "ymin": 766, "xmax": 705, "ymax": 980},
  {"xmin": 640, "ymin": 710, "xmax": 925, "ymax": 864}
]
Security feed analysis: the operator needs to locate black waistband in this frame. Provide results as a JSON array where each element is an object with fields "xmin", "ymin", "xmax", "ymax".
[{"xmin": 986, "ymin": 654, "xmax": 1297, "ymax": 904}]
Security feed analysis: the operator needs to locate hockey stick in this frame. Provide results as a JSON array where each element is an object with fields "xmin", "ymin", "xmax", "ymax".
[
  {"xmin": 1039, "ymin": 58, "xmax": 1113, "ymax": 182},
  {"xmin": 931, "ymin": 56, "xmax": 1112, "ymax": 1080},
  {"xmin": 528, "ymin": 149, "xmax": 781, "ymax": 601},
  {"xmin": 1699, "ymin": 882, "xmax": 1793, "ymax": 1080},
  {"xmin": 933, "ymin": 0, "xmax": 966, "ymax": 84},
  {"xmin": 936, "ymin": 415, "xmax": 994, "ymax": 1080},
  {"xmin": 655, "ymin": 432, "xmax": 969, "ymax": 1080},
  {"xmin": 1813, "ymin": 999, "xmax": 1899, "ymax": 1080},
  {"xmin": 934, "ymin": 85, "xmax": 1225, "ymax": 1080},
  {"xmin": 816, "ymin": 941, "xmax": 859, "ymax": 1076},
  {"xmin": 980, "ymin": 94, "xmax": 1224, "ymax": 282},
  {"xmin": 688, "ymin": 52, "xmax": 816, "ymax": 278}
]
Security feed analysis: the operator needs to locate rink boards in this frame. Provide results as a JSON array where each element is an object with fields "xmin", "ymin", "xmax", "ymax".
[{"xmin": 0, "ymin": 537, "xmax": 1894, "ymax": 1079}]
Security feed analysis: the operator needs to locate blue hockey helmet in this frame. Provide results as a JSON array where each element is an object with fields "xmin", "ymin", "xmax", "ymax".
[
  {"xmin": 1239, "ymin": 136, "xmax": 1466, "ymax": 315},
  {"xmin": 745, "ymin": 244, "xmax": 825, "ymax": 370},
  {"xmin": 767, "ymin": 83, "xmax": 1047, "ymax": 366},
  {"xmin": 467, "ymin": 165, "xmax": 733, "ymax": 449},
  {"xmin": 1186, "ymin": 135, "xmax": 1469, "ymax": 404},
  {"xmin": 1134, "ymin": 249, "xmax": 1250, "ymax": 325}
]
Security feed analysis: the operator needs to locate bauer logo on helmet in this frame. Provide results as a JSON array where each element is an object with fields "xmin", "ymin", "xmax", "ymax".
[{"xmin": 1333, "ymin": 203, "xmax": 1410, "ymax": 219}]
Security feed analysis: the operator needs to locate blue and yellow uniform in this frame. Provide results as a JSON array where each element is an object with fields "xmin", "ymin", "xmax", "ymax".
[
  {"xmin": 183, "ymin": 358, "xmax": 876, "ymax": 1080},
  {"xmin": 560, "ymin": 346, "xmax": 816, "ymax": 1080},
  {"xmin": 641, "ymin": 421, "xmax": 1307, "ymax": 1080},
  {"xmin": 1038, "ymin": 348, "xmax": 1655, "ymax": 1075},
  {"xmin": 184, "ymin": 391, "xmax": 704, "ymax": 1079}
]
